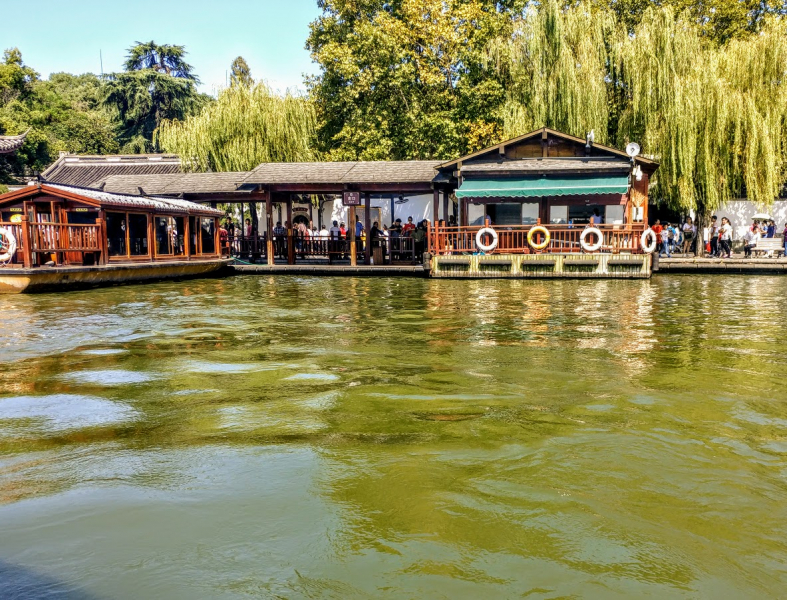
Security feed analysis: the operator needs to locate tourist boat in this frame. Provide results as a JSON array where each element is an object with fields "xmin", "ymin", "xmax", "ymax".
[{"xmin": 0, "ymin": 183, "xmax": 230, "ymax": 293}]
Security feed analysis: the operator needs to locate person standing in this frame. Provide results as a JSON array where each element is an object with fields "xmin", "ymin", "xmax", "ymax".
[
  {"xmin": 767, "ymin": 220, "xmax": 776, "ymax": 238},
  {"xmin": 719, "ymin": 217, "xmax": 733, "ymax": 258},
  {"xmin": 659, "ymin": 223, "xmax": 671, "ymax": 258},
  {"xmin": 783, "ymin": 222, "xmax": 787, "ymax": 257},
  {"xmin": 682, "ymin": 217, "xmax": 697, "ymax": 255},
  {"xmin": 651, "ymin": 220, "xmax": 663, "ymax": 254},
  {"xmin": 708, "ymin": 215, "xmax": 719, "ymax": 257}
]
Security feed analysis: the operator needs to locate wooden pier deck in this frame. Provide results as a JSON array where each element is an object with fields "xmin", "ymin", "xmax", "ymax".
[
  {"xmin": 231, "ymin": 263, "xmax": 426, "ymax": 277},
  {"xmin": 655, "ymin": 256, "xmax": 787, "ymax": 274}
]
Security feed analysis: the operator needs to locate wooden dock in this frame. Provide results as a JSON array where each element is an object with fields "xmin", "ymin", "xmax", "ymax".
[
  {"xmin": 231, "ymin": 263, "xmax": 426, "ymax": 277},
  {"xmin": 655, "ymin": 256, "xmax": 787, "ymax": 274}
]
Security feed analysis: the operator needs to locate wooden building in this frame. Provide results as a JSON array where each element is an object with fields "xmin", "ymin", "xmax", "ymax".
[{"xmin": 0, "ymin": 183, "xmax": 226, "ymax": 293}]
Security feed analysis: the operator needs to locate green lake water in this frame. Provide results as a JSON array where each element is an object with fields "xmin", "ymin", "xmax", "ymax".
[{"xmin": 1, "ymin": 275, "xmax": 786, "ymax": 598}]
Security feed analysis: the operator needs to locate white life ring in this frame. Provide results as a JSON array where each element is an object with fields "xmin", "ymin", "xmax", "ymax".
[
  {"xmin": 0, "ymin": 227, "xmax": 17, "ymax": 263},
  {"xmin": 640, "ymin": 228, "xmax": 658, "ymax": 254},
  {"xmin": 580, "ymin": 227, "xmax": 603, "ymax": 252},
  {"xmin": 475, "ymin": 227, "xmax": 498, "ymax": 253}
]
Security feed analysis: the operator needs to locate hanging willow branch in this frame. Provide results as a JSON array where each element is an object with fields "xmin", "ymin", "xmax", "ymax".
[
  {"xmin": 490, "ymin": 0, "xmax": 787, "ymax": 212},
  {"xmin": 156, "ymin": 82, "xmax": 318, "ymax": 172}
]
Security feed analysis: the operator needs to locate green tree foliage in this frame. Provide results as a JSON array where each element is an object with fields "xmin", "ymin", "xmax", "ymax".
[
  {"xmin": 0, "ymin": 50, "xmax": 118, "ymax": 182},
  {"xmin": 492, "ymin": 0, "xmax": 787, "ymax": 214},
  {"xmin": 230, "ymin": 57, "xmax": 253, "ymax": 87},
  {"xmin": 104, "ymin": 41, "xmax": 208, "ymax": 153},
  {"xmin": 156, "ymin": 82, "xmax": 317, "ymax": 171},
  {"xmin": 306, "ymin": 0, "xmax": 516, "ymax": 160}
]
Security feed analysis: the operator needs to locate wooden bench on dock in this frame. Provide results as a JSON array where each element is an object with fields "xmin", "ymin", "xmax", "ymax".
[{"xmin": 753, "ymin": 238, "xmax": 785, "ymax": 257}]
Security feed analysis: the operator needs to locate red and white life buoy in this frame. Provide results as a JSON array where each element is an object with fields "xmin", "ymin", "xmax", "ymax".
[
  {"xmin": 580, "ymin": 227, "xmax": 603, "ymax": 253},
  {"xmin": 475, "ymin": 227, "xmax": 498, "ymax": 253},
  {"xmin": 640, "ymin": 228, "xmax": 658, "ymax": 254},
  {"xmin": 0, "ymin": 227, "xmax": 17, "ymax": 263}
]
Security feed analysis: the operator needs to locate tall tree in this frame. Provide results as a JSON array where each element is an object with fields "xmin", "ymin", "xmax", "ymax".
[
  {"xmin": 230, "ymin": 57, "xmax": 253, "ymax": 87},
  {"xmin": 124, "ymin": 41, "xmax": 198, "ymax": 81},
  {"xmin": 306, "ymin": 0, "xmax": 513, "ymax": 161},
  {"xmin": 104, "ymin": 41, "xmax": 207, "ymax": 153}
]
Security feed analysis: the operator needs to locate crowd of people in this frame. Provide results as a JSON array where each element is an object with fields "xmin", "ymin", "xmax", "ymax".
[
  {"xmin": 651, "ymin": 216, "xmax": 786, "ymax": 258},
  {"xmin": 220, "ymin": 215, "xmax": 437, "ymax": 262}
]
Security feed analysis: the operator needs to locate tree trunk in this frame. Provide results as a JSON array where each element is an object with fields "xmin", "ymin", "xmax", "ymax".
[{"xmin": 695, "ymin": 207, "xmax": 707, "ymax": 258}]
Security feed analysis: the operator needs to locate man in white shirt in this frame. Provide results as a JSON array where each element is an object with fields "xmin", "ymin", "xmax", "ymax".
[{"xmin": 719, "ymin": 217, "xmax": 733, "ymax": 258}]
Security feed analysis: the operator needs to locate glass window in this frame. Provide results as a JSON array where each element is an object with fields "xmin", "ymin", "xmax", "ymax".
[
  {"xmin": 173, "ymin": 217, "xmax": 185, "ymax": 256},
  {"xmin": 189, "ymin": 216, "xmax": 198, "ymax": 255},
  {"xmin": 521, "ymin": 203, "xmax": 539, "ymax": 224},
  {"xmin": 200, "ymin": 218, "xmax": 216, "ymax": 254},
  {"xmin": 155, "ymin": 217, "xmax": 173, "ymax": 255},
  {"xmin": 606, "ymin": 205, "xmax": 624, "ymax": 225},
  {"xmin": 550, "ymin": 205, "xmax": 568, "ymax": 224},
  {"xmin": 66, "ymin": 210, "xmax": 99, "ymax": 225},
  {"xmin": 128, "ymin": 214, "xmax": 148, "ymax": 256},
  {"xmin": 106, "ymin": 212, "xmax": 126, "ymax": 257},
  {"xmin": 467, "ymin": 203, "xmax": 485, "ymax": 226}
]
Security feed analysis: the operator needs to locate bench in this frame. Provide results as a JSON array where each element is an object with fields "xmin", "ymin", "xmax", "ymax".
[{"xmin": 752, "ymin": 238, "xmax": 785, "ymax": 257}]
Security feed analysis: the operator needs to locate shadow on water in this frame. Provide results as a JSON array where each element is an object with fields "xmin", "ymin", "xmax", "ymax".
[{"xmin": 0, "ymin": 560, "xmax": 97, "ymax": 600}]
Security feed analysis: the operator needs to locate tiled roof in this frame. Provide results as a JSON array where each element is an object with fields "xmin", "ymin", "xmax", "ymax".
[
  {"xmin": 0, "ymin": 130, "xmax": 28, "ymax": 154},
  {"xmin": 41, "ymin": 154, "xmax": 182, "ymax": 188},
  {"xmin": 461, "ymin": 158, "xmax": 632, "ymax": 174},
  {"xmin": 44, "ymin": 184, "xmax": 223, "ymax": 216},
  {"xmin": 103, "ymin": 172, "xmax": 247, "ymax": 196},
  {"xmin": 243, "ymin": 160, "xmax": 443, "ymax": 185}
]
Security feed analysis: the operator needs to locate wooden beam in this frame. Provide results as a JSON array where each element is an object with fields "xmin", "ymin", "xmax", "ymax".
[
  {"xmin": 286, "ymin": 198, "xmax": 295, "ymax": 265},
  {"xmin": 442, "ymin": 190, "xmax": 449, "ymax": 222},
  {"xmin": 432, "ymin": 189, "xmax": 439, "ymax": 227}
]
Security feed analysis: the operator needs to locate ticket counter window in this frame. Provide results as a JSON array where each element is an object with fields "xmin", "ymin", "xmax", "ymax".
[
  {"xmin": 521, "ymin": 203, "xmax": 539, "ymax": 225},
  {"xmin": 468, "ymin": 203, "xmax": 485, "ymax": 226}
]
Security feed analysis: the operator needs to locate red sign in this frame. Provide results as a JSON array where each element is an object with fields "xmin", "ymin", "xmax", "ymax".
[{"xmin": 343, "ymin": 192, "xmax": 361, "ymax": 206}]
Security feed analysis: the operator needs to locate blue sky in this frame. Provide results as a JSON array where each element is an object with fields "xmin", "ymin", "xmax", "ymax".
[{"xmin": 2, "ymin": 0, "xmax": 322, "ymax": 94}]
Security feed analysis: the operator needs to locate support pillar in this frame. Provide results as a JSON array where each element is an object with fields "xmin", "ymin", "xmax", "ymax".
[
  {"xmin": 364, "ymin": 192, "xmax": 371, "ymax": 265},
  {"xmin": 266, "ymin": 192, "xmax": 274, "ymax": 265},
  {"xmin": 442, "ymin": 190, "xmax": 449, "ymax": 223},
  {"xmin": 349, "ymin": 205, "xmax": 357, "ymax": 266},
  {"xmin": 286, "ymin": 198, "xmax": 295, "ymax": 265},
  {"xmin": 20, "ymin": 212, "xmax": 32, "ymax": 268}
]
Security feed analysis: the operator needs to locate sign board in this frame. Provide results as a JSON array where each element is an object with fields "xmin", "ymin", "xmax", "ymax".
[
  {"xmin": 74, "ymin": 208, "xmax": 90, "ymax": 212},
  {"xmin": 343, "ymin": 192, "xmax": 361, "ymax": 206},
  {"xmin": 293, "ymin": 207, "xmax": 309, "ymax": 213},
  {"xmin": 9, "ymin": 207, "xmax": 22, "ymax": 213}
]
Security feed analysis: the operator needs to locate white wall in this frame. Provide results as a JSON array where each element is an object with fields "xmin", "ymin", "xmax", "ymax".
[{"xmin": 714, "ymin": 200, "xmax": 787, "ymax": 239}]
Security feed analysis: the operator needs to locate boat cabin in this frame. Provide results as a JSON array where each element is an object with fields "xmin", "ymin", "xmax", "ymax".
[{"xmin": 0, "ymin": 183, "xmax": 223, "ymax": 268}]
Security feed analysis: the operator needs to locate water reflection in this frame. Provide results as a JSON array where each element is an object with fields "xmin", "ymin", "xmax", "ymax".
[{"xmin": 1, "ymin": 275, "xmax": 787, "ymax": 598}]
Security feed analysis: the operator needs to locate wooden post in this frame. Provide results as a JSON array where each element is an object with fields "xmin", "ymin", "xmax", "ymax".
[
  {"xmin": 184, "ymin": 214, "xmax": 191, "ymax": 260},
  {"xmin": 148, "ymin": 212, "xmax": 155, "ymax": 258},
  {"xmin": 97, "ymin": 209, "xmax": 108, "ymax": 265},
  {"xmin": 20, "ymin": 211, "xmax": 32, "ymax": 269},
  {"xmin": 286, "ymin": 198, "xmax": 295, "ymax": 265},
  {"xmin": 266, "ymin": 191, "xmax": 274, "ymax": 265},
  {"xmin": 349, "ymin": 205, "xmax": 357, "ymax": 266},
  {"xmin": 364, "ymin": 192, "xmax": 371, "ymax": 265},
  {"xmin": 432, "ymin": 189, "xmax": 439, "ymax": 226},
  {"xmin": 442, "ymin": 190, "xmax": 449, "ymax": 223}
]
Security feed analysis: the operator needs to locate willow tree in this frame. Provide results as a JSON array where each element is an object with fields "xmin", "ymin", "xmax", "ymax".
[
  {"xmin": 157, "ymin": 82, "xmax": 318, "ymax": 231},
  {"xmin": 488, "ymin": 0, "xmax": 622, "ymax": 145},
  {"xmin": 619, "ymin": 9, "xmax": 787, "ymax": 222},
  {"xmin": 157, "ymin": 82, "xmax": 317, "ymax": 171}
]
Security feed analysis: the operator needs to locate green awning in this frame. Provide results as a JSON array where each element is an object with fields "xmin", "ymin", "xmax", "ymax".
[{"xmin": 456, "ymin": 175, "xmax": 629, "ymax": 199}]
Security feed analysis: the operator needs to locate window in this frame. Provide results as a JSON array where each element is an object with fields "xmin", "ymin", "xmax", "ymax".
[
  {"xmin": 128, "ymin": 214, "xmax": 148, "ymax": 256},
  {"xmin": 200, "ymin": 218, "xmax": 216, "ymax": 254},
  {"xmin": 189, "ymin": 216, "xmax": 198, "ymax": 255},
  {"xmin": 605, "ymin": 205, "xmax": 624, "ymax": 225},
  {"xmin": 106, "ymin": 212, "xmax": 126, "ymax": 257},
  {"xmin": 467, "ymin": 203, "xmax": 485, "ymax": 226},
  {"xmin": 521, "ymin": 203, "xmax": 539, "ymax": 224},
  {"xmin": 550, "ymin": 205, "xmax": 568, "ymax": 224}
]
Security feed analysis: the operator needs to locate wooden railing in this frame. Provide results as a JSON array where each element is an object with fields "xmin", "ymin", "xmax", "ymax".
[
  {"xmin": 30, "ymin": 222, "xmax": 101, "ymax": 252},
  {"xmin": 429, "ymin": 224, "xmax": 648, "ymax": 255}
]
